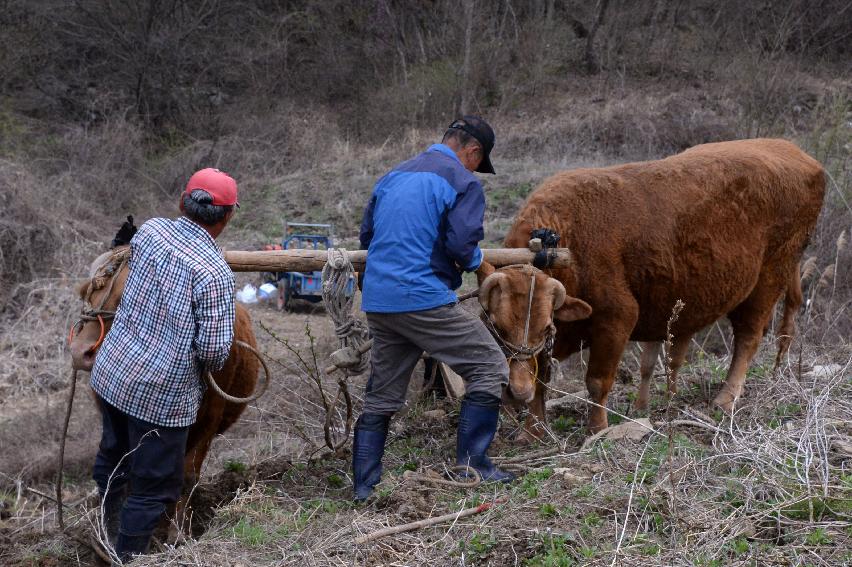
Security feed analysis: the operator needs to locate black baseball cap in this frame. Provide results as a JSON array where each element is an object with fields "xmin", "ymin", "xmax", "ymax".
[{"xmin": 448, "ymin": 115, "xmax": 496, "ymax": 174}]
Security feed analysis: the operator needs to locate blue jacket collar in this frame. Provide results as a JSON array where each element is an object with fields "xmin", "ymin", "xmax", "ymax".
[{"xmin": 427, "ymin": 143, "xmax": 462, "ymax": 164}]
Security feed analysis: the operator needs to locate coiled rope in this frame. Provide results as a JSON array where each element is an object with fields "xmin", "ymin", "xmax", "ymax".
[
  {"xmin": 320, "ymin": 248, "xmax": 370, "ymax": 450},
  {"xmin": 205, "ymin": 340, "xmax": 271, "ymax": 403}
]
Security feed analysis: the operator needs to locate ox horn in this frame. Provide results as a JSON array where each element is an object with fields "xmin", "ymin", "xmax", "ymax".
[
  {"xmin": 548, "ymin": 277, "xmax": 566, "ymax": 309},
  {"xmin": 478, "ymin": 272, "xmax": 508, "ymax": 312}
]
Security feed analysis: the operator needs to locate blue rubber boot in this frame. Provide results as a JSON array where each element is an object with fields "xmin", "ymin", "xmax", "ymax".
[
  {"xmin": 352, "ymin": 413, "xmax": 390, "ymax": 502},
  {"xmin": 456, "ymin": 394, "xmax": 515, "ymax": 483}
]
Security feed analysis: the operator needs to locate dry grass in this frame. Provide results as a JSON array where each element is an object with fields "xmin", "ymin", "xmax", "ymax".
[
  {"xmin": 0, "ymin": 37, "xmax": 850, "ymax": 566},
  {"xmin": 17, "ymin": 346, "xmax": 839, "ymax": 567}
]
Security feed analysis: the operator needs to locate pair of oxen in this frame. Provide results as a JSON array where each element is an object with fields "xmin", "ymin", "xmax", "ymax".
[{"xmin": 69, "ymin": 137, "xmax": 825, "ymax": 508}]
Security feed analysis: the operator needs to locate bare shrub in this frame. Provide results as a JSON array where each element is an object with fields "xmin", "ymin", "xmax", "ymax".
[{"xmin": 0, "ymin": 161, "xmax": 61, "ymax": 301}]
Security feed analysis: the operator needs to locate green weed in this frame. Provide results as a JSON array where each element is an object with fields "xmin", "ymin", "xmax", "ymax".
[
  {"xmin": 517, "ymin": 468, "xmax": 554, "ymax": 499},
  {"xmin": 805, "ymin": 528, "xmax": 832, "ymax": 546},
  {"xmin": 551, "ymin": 415, "xmax": 577, "ymax": 432},
  {"xmin": 459, "ymin": 530, "xmax": 497, "ymax": 559},
  {"xmin": 539, "ymin": 502, "xmax": 558, "ymax": 518},
  {"xmin": 728, "ymin": 537, "xmax": 749, "ymax": 556},
  {"xmin": 224, "ymin": 459, "xmax": 248, "ymax": 474},
  {"xmin": 233, "ymin": 518, "xmax": 269, "ymax": 546},
  {"xmin": 524, "ymin": 534, "xmax": 576, "ymax": 567},
  {"xmin": 582, "ymin": 511, "xmax": 602, "ymax": 528}
]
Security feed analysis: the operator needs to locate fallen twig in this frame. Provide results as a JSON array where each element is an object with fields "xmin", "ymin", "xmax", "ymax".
[
  {"xmin": 353, "ymin": 500, "xmax": 499, "ymax": 545},
  {"xmin": 492, "ymin": 445, "xmax": 563, "ymax": 464},
  {"xmin": 669, "ymin": 419, "xmax": 726, "ymax": 434}
]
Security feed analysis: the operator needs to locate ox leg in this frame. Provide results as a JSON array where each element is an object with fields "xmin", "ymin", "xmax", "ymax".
[
  {"xmin": 635, "ymin": 342, "xmax": 661, "ymax": 412},
  {"xmin": 716, "ymin": 276, "xmax": 784, "ymax": 413},
  {"xmin": 585, "ymin": 324, "xmax": 634, "ymax": 433},
  {"xmin": 774, "ymin": 264, "xmax": 803, "ymax": 370}
]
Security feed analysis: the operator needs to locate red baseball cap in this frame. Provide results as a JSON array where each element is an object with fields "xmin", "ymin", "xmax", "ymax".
[{"xmin": 184, "ymin": 168, "xmax": 239, "ymax": 207}]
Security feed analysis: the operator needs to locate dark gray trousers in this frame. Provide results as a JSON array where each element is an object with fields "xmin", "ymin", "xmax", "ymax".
[{"xmin": 363, "ymin": 303, "xmax": 509, "ymax": 415}]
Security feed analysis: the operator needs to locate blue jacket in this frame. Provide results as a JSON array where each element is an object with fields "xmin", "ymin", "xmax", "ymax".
[{"xmin": 359, "ymin": 144, "xmax": 485, "ymax": 313}]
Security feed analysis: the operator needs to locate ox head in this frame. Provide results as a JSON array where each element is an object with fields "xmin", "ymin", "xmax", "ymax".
[
  {"xmin": 478, "ymin": 262, "xmax": 592, "ymax": 402},
  {"xmin": 69, "ymin": 247, "xmax": 130, "ymax": 371}
]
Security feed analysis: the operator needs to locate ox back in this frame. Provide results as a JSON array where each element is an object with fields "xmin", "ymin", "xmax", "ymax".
[{"xmin": 507, "ymin": 138, "xmax": 824, "ymax": 344}]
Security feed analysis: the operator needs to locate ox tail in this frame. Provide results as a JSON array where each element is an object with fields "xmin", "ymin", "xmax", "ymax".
[{"xmin": 774, "ymin": 262, "xmax": 804, "ymax": 370}]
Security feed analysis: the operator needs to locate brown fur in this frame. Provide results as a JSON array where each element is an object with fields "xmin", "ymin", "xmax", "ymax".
[
  {"xmin": 70, "ymin": 247, "xmax": 259, "ymax": 527},
  {"xmin": 481, "ymin": 138, "xmax": 825, "ymax": 437}
]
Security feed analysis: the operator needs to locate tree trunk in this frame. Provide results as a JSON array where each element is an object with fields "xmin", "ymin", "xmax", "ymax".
[
  {"xmin": 584, "ymin": 0, "xmax": 611, "ymax": 74},
  {"xmin": 459, "ymin": 0, "xmax": 475, "ymax": 113}
]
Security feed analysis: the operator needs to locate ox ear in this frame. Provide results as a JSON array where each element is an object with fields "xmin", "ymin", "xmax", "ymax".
[
  {"xmin": 478, "ymin": 271, "xmax": 507, "ymax": 312},
  {"xmin": 75, "ymin": 279, "xmax": 91, "ymax": 300},
  {"xmin": 475, "ymin": 261, "xmax": 495, "ymax": 285},
  {"xmin": 547, "ymin": 278, "xmax": 566, "ymax": 309},
  {"xmin": 554, "ymin": 297, "xmax": 592, "ymax": 323}
]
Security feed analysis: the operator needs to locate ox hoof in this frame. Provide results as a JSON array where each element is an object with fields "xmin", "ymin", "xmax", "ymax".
[{"xmin": 712, "ymin": 390, "xmax": 737, "ymax": 414}]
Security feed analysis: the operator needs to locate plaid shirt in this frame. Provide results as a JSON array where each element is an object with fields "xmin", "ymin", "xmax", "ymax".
[{"xmin": 91, "ymin": 216, "xmax": 235, "ymax": 427}]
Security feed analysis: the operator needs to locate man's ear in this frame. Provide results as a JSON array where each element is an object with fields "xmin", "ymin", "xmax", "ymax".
[
  {"xmin": 476, "ymin": 261, "xmax": 495, "ymax": 285},
  {"xmin": 554, "ymin": 297, "xmax": 592, "ymax": 323}
]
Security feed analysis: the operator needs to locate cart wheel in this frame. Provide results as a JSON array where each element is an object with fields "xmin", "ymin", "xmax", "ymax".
[{"xmin": 277, "ymin": 280, "xmax": 291, "ymax": 312}]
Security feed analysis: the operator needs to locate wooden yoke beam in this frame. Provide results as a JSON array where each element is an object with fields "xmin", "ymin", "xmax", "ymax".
[{"xmin": 224, "ymin": 248, "xmax": 572, "ymax": 272}]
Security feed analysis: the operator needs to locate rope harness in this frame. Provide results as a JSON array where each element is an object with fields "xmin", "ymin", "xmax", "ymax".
[
  {"xmin": 67, "ymin": 248, "xmax": 131, "ymax": 352},
  {"xmin": 480, "ymin": 264, "xmax": 561, "ymax": 389},
  {"xmin": 320, "ymin": 248, "xmax": 369, "ymax": 451}
]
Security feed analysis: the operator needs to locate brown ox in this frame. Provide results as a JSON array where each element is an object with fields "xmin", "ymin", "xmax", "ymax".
[
  {"xmin": 479, "ymin": 138, "xmax": 825, "ymax": 436},
  {"xmin": 69, "ymin": 246, "xmax": 259, "ymax": 516}
]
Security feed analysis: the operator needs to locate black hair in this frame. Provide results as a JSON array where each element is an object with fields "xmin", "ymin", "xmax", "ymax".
[
  {"xmin": 441, "ymin": 127, "xmax": 479, "ymax": 148},
  {"xmin": 183, "ymin": 189, "xmax": 233, "ymax": 226}
]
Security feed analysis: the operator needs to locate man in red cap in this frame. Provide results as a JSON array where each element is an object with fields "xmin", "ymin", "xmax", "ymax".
[{"xmin": 90, "ymin": 168, "xmax": 238, "ymax": 562}]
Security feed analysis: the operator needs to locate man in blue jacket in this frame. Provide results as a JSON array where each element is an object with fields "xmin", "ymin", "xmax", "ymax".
[{"xmin": 354, "ymin": 116, "xmax": 513, "ymax": 501}]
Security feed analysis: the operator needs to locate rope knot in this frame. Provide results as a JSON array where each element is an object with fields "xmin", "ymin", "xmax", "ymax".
[{"xmin": 322, "ymin": 247, "xmax": 369, "ymax": 375}]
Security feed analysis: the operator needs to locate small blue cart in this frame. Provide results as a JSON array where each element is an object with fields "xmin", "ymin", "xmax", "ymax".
[{"xmin": 273, "ymin": 222, "xmax": 354, "ymax": 311}]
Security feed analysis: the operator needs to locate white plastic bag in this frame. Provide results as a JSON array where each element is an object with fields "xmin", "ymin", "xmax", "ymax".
[
  {"xmin": 257, "ymin": 282, "xmax": 277, "ymax": 301},
  {"xmin": 236, "ymin": 283, "xmax": 258, "ymax": 304}
]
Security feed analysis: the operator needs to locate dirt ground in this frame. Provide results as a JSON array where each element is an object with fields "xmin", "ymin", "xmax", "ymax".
[{"xmin": 2, "ymin": 280, "xmax": 851, "ymax": 566}]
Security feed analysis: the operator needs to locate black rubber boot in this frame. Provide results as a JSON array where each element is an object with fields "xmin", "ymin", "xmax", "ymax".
[
  {"xmin": 352, "ymin": 413, "xmax": 390, "ymax": 502},
  {"xmin": 99, "ymin": 487, "xmax": 125, "ymax": 547},
  {"xmin": 456, "ymin": 393, "xmax": 515, "ymax": 483},
  {"xmin": 115, "ymin": 531, "xmax": 151, "ymax": 563}
]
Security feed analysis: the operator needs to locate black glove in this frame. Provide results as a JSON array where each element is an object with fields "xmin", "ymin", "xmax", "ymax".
[{"xmin": 111, "ymin": 215, "xmax": 138, "ymax": 248}]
